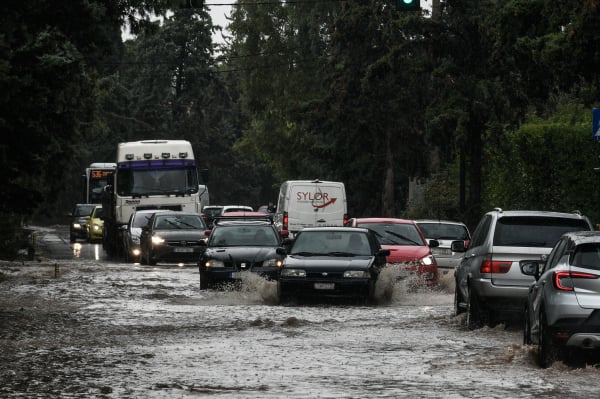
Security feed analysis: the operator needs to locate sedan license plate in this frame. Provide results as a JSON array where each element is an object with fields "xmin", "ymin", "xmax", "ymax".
[
  {"xmin": 174, "ymin": 247, "xmax": 194, "ymax": 253},
  {"xmin": 314, "ymin": 282, "xmax": 334, "ymax": 290},
  {"xmin": 230, "ymin": 271, "xmax": 242, "ymax": 279},
  {"xmin": 431, "ymin": 247, "xmax": 452, "ymax": 256}
]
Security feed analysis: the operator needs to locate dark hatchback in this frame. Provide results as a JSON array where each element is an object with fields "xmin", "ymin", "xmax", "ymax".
[
  {"xmin": 139, "ymin": 211, "xmax": 207, "ymax": 266},
  {"xmin": 198, "ymin": 216, "xmax": 286, "ymax": 289},
  {"xmin": 277, "ymin": 227, "xmax": 390, "ymax": 304}
]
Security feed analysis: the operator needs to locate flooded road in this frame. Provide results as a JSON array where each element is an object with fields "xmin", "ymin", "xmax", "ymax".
[{"xmin": 1, "ymin": 226, "xmax": 599, "ymax": 398}]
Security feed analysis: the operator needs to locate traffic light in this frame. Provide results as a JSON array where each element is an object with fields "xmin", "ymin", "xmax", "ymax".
[{"xmin": 396, "ymin": 0, "xmax": 420, "ymax": 12}]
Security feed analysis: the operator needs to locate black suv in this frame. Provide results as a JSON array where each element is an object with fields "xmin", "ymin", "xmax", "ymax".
[
  {"xmin": 453, "ymin": 208, "xmax": 593, "ymax": 329},
  {"xmin": 198, "ymin": 215, "xmax": 286, "ymax": 289}
]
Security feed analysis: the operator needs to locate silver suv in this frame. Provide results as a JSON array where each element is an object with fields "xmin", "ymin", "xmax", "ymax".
[
  {"xmin": 521, "ymin": 231, "xmax": 600, "ymax": 368},
  {"xmin": 453, "ymin": 209, "xmax": 593, "ymax": 329}
]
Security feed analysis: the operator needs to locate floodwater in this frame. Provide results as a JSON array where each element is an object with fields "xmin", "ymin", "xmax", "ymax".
[{"xmin": 1, "ymin": 227, "xmax": 600, "ymax": 398}]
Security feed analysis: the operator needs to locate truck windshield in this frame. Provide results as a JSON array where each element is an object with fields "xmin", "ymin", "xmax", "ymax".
[{"xmin": 116, "ymin": 161, "xmax": 199, "ymax": 196}]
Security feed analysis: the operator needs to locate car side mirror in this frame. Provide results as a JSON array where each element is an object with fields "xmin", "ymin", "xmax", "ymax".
[
  {"xmin": 428, "ymin": 239, "xmax": 440, "ymax": 248},
  {"xmin": 519, "ymin": 260, "xmax": 542, "ymax": 279},
  {"xmin": 451, "ymin": 240, "xmax": 467, "ymax": 252},
  {"xmin": 276, "ymin": 247, "xmax": 287, "ymax": 256},
  {"xmin": 377, "ymin": 248, "xmax": 390, "ymax": 257}
]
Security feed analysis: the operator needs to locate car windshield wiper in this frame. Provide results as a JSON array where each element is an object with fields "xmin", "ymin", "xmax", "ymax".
[
  {"xmin": 292, "ymin": 251, "xmax": 318, "ymax": 256},
  {"xmin": 385, "ymin": 230, "xmax": 421, "ymax": 245},
  {"xmin": 327, "ymin": 251, "xmax": 356, "ymax": 257}
]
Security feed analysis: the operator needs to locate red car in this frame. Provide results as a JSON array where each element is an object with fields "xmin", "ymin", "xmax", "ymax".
[{"xmin": 345, "ymin": 218, "xmax": 440, "ymax": 287}]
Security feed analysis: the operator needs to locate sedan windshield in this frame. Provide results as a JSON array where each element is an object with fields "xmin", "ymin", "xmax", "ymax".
[
  {"xmin": 359, "ymin": 223, "xmax": 424, "ymax": 246},
  {"xmin": 291, "ymin": 231, "xmax": 371, "ymax": 256}
]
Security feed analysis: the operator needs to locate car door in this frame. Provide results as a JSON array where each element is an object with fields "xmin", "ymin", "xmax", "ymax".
[
  {"xmin": 529, "ymin": 237, "xmax": 569, "ymax": 341},
  {"xmin": 456, "ymin": 215, "xmax": 492, "ymax": 300}
]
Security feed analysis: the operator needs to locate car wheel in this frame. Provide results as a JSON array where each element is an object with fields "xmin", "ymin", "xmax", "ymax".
[
  {"xmin": 454, "ymin": 284, "xmax": 465, "ymax": 316},
  {"xmin": 466, "ymin": 287, "xmax": 483, "ymax": 330},
  {"xmin": 276, "ymin": 282, "xmax": 289, "ymax": 305},
  {"xmin": 523, "ymin": 305, "xmax": 532, "ymax": 345},
  {"xmin": 362, "ymin": 279, "xmax": 375, "ymax": 306},
  {"xmin": 124, "ymin": 248, "xmax": 131, "ymax": 263},
  {"xmin": 538, "ymin": 310, "xmax": 558, "ymax": 368},
  {"xmin": 199, "ymin": 271, "xmax": 209, "ymax": 290},
  {"xmin": 148, "ymin": 254, "xmax": 157, "ymax": 266},
  {"xmin": 140, "ymin": 250, "xmax": 147, "ymax": 265}
]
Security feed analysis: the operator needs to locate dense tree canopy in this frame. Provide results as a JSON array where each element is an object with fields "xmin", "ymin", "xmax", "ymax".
[{"xmin": 2, "ymin": 0, "xmax": 600, "ymax": 257}]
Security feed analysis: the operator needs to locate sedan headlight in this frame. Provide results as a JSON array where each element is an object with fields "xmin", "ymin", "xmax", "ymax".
[
  {"xmin": 204, "ymin": 259, "xmax": 225, "ymax": 268},
  {"xmin": 73, "ymin": 223, "xmax": 82, "ymax": 229},
  {"xmin": 281, "ymin": 269, "xmax": 306, "ymax": 277},
  {"xmin": 419, "ymin": 255, "xmax": 435, "ymax": 266},
  {"xmin": 343, "ymin": 270, "xmax": 369, "ymax": 278},
  {"xmin": 151, "ymin": 235, "xmax": 165, "ymax": 245},
  {"xmin": 92, "ymin": 224, "xmax": 102, "ymax": 231},
  {"xmin": 262, "ymin": 258, "xmax": 283, "ymax": 267}
]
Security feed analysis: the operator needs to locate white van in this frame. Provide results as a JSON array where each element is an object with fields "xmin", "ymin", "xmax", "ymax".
[{"xmin": 275, "ymin": 179, "xmax": 347, "ymax": 236}]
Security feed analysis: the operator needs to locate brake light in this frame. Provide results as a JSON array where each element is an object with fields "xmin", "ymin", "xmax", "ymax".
[
  {"xmin": 480, "ymin": 259, "xmax": 512, "ymax": 274},
  {"xmin": 283, "ymin": 211, "xmax": 288, "ymax": 231},
  {"xmin": 553, "ymin": 271, "xmax": 600, "ymax": 291},
  {"xmin": 343, "ymin": 213, "xmax": 348, "ymax": 225}
]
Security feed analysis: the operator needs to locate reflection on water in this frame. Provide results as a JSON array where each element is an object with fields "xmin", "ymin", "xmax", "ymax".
[{"xmin": 72, "ymin": 243, "xmax": 82, "ymax": 257}]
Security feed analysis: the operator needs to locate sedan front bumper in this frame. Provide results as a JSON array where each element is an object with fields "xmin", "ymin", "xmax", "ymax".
[{"xmin": 279, "ymin": 278, "xmax": 371, "ymax": 298}]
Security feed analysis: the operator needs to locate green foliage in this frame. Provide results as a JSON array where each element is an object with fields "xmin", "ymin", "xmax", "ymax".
[
  {"xmin": 3, "ymin": 0, "xmax": 600, "ymax": 256},
  {"xmin": 483, "ymin": 103, "xmax": 598, "ymax": 222}
]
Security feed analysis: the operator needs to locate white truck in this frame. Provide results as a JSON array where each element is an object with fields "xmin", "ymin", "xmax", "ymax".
[
  {"xmin": 102, "ymin": 140, "xmax": 203, "ymax": 258},
  {"xmin": 274, "ymin": 179, "xmax": 347, "ymax": 237}
]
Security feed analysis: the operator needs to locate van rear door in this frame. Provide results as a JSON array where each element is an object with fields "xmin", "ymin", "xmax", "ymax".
[{"xmin": 287, "ymin": 181, "xmax": 346, "ymax": 231}]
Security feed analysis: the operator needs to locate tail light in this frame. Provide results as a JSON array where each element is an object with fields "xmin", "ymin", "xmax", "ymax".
[
  {"xmin": 283, "ymin": 211, "xmax": 288, "ymax": 231},
  {"xmin": 480, "ymin": 259, "xmax": 512, "ymax": 274},
  {"xmin": 343, "ymin": 213, "xmax": 348, "ymax": 225},
  {"xmin": 553, "ymin": 271, "xmax": 600, "ymax": 291}
]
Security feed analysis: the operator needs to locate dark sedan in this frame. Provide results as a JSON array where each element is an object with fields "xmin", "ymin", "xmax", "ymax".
[
  {"xmin": 277, "ymin": 227, "xmax": 390, "ymax": 304},
  {"xmin": 139, "ymin": 211, "xmax": 207, "ymax": 266},
  {"xmin": 198, "ymin": 217, "xmax": 286, "ymax": 289}
]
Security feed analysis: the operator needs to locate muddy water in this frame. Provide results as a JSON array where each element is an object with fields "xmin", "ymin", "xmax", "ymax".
[{"xmin": 1, "ymin": 235, "xmax": 600, "ymax": 398}]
